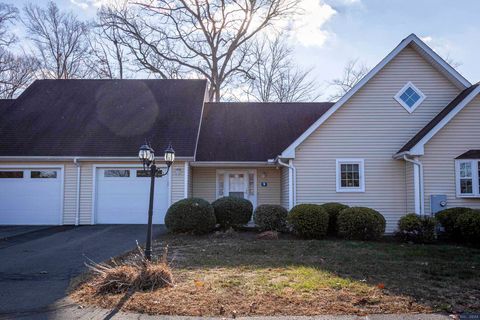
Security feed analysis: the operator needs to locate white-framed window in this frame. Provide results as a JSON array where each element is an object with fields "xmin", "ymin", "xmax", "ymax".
[
  {"xmin": 455, "ymin": 160, "xmax": 480, "ymax": 197},
  {"xmin": 394, "ymin": 82, "xmax": 426, "ymax": 113},
  {"xmin": 336, "ymin": 159, "xmax": 365, "ymax": 192},
  {"xmin": 216, "ymin": 169, "xmax": 257, "ymax": 207}
]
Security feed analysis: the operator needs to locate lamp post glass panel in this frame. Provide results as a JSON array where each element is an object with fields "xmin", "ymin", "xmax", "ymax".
[{"xmin": 138, "ymin": 143, "xmax": 175, "ymax": 261}]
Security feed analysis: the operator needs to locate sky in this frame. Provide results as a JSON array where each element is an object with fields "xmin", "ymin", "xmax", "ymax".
[{"xmin": 5, "ymin": 0, "xmax": 480, "ymax": 99}]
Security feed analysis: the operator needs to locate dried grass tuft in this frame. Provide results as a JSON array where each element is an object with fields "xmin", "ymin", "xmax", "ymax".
[{"xmin": 87, "ymin": 245, "xmax": 173, "ymax": 295}]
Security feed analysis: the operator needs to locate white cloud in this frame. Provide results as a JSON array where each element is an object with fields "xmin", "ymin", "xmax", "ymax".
[
  {"xmin": 288, "ymin": 0, "xmax": 337, "ymax": 47},
  {"xmin": 70, "ymin": 0, "xmax": 117, "ymax": 10},
  {"xmin": 420, "ymin": 36, "xmax": 433, "ymax": 43},
  {"xmin": 70, "ymin": 0, "xmax": 89, "ymax": 10}
]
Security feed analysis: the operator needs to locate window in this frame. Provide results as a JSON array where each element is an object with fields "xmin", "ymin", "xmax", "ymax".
[
  {"xmin": 456, "ymin": 160, "xmax": 480, "ymax": 197},
  {"xmin": 31, "ymin": 170, "xmax": 57, "ymax": 179},
  {"xmin": 0, "ymin": 171, "xmax": 23, "ymax": 178},
  {"xmin": 104, "ymin": 169, "xmax": 130, "ymax": 177},
  {"xmin": 394, "ymin": 82, "xmax": 426, "ymax": 113},
  {"xmin": 336, "ymin": 159, "xmax": 365, "ymax": 192}
]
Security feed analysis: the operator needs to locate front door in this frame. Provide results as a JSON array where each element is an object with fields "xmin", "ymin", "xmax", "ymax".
[{"xmin": 216, "ymin": 170, "xmax": 256, "ymax": 207}]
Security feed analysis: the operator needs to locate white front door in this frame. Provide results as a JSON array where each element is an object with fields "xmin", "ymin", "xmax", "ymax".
[
  {"xmin": 95, "ymin": 167, "xmax": 169, "ymax": 224},
  {"xmin": 216, "ymin": 170, "xmax": 256, "ymax": 207},
  {"xmin": 0, "ymin": 168, "xmax": 62, "ymax": 225}
]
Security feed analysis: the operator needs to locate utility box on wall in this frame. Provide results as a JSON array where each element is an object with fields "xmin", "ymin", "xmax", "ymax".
[{"xmin": 430, "ymin": 195, "xmax": 447, "ymax": 215}]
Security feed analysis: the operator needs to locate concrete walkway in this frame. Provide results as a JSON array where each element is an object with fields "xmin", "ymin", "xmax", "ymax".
[{"xmin": 6, "ymin": 298, "xmax": 452, "ymax": 320}]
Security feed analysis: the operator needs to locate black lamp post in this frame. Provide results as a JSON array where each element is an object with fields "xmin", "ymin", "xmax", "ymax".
[{"xmin": 138, "ymin": 142, "xmax": 175, "ymax": 261}]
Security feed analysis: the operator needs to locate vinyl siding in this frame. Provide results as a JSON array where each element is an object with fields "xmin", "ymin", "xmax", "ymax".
[
  {"xmin": 170, "ymin": 162, "xmax": 186, "ymax": 203},
  {"xmin": 281, "ymin": 167, "xmax": 290, "ymax": 208},
  {"xmin": 293, "ymin": 45, "xmax": 461, "ymax": 233},
  {"xmin": 422, "ymin": 95, "xmax": 480, "ymax": 213},
  {"xmin": 257, "ymin": 168, "xmax": 281, "ymax": 205},
  {"xmin": 191, "ymin": 167, "xmax": 281, "ymax": 206}
]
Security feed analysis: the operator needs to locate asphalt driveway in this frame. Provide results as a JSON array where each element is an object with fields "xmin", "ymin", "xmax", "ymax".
[{"xmin": 0, "ymin": 225, "xmax": 165, "ymax": 319}]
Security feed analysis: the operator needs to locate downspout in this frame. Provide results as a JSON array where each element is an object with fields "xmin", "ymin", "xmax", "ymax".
[
  {"xmin": 277, "ymin": 158, "xmax": 296, "ymax": 209},
  {"xmin": 73, "ymin": 157, "xmax": 81, "ymax": 226},
  {"xmin": 403, "ymin": 155, "xmax": 424, "ymax": 215}
]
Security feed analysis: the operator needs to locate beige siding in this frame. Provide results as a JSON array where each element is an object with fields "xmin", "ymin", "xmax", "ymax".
[
  {"xmin": 422, "ymin": 96, "xmax": 480, "ymax": 213},
  {"xmin": 192, "ymin": 167, "xmax": 217, "ymax": 202},
  {"xmin": 281, "ymin": 167, "xmax": 289, "ymax": 208},
  {"xmin": 170, "ymin": 162, "xmax": 186, "ymax": 204},
  {"xmin": 192, "ymin": 167, "xmax": 281, "ymax": 206},
  {"xmin": 257, "ymin": 168, "xmax": 281, "ymax": 205},
  {"xmin": 405, "ymin": 161, "xmax": 415, "ymax": 213},
  {"xmin": 293, "ymin": 45, "xmax": 461, "ymax": 233}
]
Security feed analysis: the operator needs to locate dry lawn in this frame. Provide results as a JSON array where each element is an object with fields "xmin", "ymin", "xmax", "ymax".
[{"xmin": 71, "ymin": 232, "xmax": 480, "ymax": 317}]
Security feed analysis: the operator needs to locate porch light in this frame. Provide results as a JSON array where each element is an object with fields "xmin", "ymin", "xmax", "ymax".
[
  {"xmin": 164, "ymin": 144, "xmax": 175, "ymax": 167},
  {"xmin": 138, "ymin": 144, "xmax": 155, "ymax": 167}
]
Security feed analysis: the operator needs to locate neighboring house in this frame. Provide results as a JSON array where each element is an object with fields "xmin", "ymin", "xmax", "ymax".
[{"xmin": 0, "ymin": 33, "xmax": 479, "ymax": 232}]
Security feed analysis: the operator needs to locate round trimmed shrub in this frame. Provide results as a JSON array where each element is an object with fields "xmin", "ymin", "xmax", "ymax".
[
  {"xmin": 454, "ymin": 210, "xmax": 480, "ymax": 245},
  {"xmin": 337, "ymin": 207, "xmax": 386, "ymax": 240},
  {"xmin": 165, "ymin": 198, "xmax": 216, "ymax": 234},
  {"xmin": 321, "ymin": 202, "xmax": 349, "ymax": 236},
  {"xmin": 287, "ymin": 204, "xmax": 329, "ymax": 239},
  {"xmin": 254, "ymin": 204, "xmax": 288, "ymax": 231},
  {"xmin": 397, "ymin": 213, "xmax": 436, "ymax": 243},
  {"xmin": 212, "ymin": 196, "xmax": 253, "ymax": 229},
  {"xmin": 436, "ymin": 207, "xmax": 472, "ymax": 239}
]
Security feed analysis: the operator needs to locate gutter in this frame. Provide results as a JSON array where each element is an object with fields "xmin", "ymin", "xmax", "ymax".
[
  {"xmin": 73, "ymin": 157, "xmax": 81, "ymax": 226},
  {"xmin": 0, "ymin": 156, "xmax": 195, "ymax": 162},
  {"xmin": 276, "ymin": 157, "xmax": 296, "ymax": 209},
  {"xmin": 403, "ymin": 155, "xmax": 424, "ymax": 215}
]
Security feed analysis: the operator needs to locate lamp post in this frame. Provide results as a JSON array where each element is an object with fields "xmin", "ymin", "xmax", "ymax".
[{"xmin": 138, "ymin": 142, "xmax": 175, "ymax": 261}]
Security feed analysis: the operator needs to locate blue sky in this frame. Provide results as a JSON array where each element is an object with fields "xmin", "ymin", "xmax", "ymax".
[{"xmin": 5, "ymin": 0, "xmax": 480, "ymax": 98}]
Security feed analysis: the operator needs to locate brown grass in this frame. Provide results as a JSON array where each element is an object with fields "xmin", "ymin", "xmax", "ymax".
[{"xmin": 71, "ymin": 232, "xmax": 480, "ymax": 316}]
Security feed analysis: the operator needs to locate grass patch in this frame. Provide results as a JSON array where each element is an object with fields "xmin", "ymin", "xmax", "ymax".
[{"xmin": 71, "ymin": 232, "xmax": 480, "ymax": 316}]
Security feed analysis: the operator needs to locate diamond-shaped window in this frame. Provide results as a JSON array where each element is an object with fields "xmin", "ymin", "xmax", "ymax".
[{"xmin": 394, "ymin": 82, "xmax": 426, "ymax": 113}]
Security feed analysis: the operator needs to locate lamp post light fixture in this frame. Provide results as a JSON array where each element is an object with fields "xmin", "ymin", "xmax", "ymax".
[{"xmin": 138, "ymin": 142, "xmax": 175, "ymax": 261}]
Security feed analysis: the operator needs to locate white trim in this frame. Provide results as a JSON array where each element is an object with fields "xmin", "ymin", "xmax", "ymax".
[
  {"xmin": 191, "ymin": 161, "xmax": 275, "ymax": 167},
  {"xmin": 91, "ymin": 164, "xmax": 170, "ymax": 224},
  {"xmin": 455, "ymin": 159, "xmax": 480, "ymax": 198},
  {"xmin": 409, "ymin": 85, "xmax": 480, "ymax": 155},
  {"xmin": 193, "ymin": 84, "xmax": 209, "ymax": 160},
  {"xmin": 184, "ymin": 162, "xmax": 189, "ymax": 198},
  {"xmin": 335, "ymin": 159, "xmax": 365, "ymax": 193},
  {"xmin": 394, "ymin": 81, "xmax": 426, "ymax": 113},
  {"xmin": 281, "ymin": 34, "xmax": 471, "ymax": 159},
  {"xmin": 0, "ymin": 164, "xmax": 65, "ymax": 225}
]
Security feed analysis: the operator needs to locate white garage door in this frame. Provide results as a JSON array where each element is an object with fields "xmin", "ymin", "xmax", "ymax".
[
  {"xmin": 95, "ymin": 167, "xmax": 169, "ymax": 224},
  {"xmin": 0, "ymin": 168, "xmax": 62, "ymax": 225}
]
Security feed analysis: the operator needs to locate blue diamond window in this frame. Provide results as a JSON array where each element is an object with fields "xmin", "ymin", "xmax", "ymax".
[{"xmin": 395, "ymin": 82, "xmax": 425, "ymax": 113}]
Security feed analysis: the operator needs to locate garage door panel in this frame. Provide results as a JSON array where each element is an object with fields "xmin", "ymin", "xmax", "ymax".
[
  {"xmin": 95, "ymin": 168, "xmax": 168, "ymax": 224},
  {"xmin": 0, "ymin": 168, "xmax": 62, "ymax": 225}
]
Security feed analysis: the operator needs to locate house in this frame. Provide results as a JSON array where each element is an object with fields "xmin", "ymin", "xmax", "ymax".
[{"xmin": 0, "ymin": 33, "xmax": 479, "ymax": 232}]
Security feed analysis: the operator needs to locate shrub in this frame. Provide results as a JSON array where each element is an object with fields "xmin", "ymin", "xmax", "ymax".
[
  {"xmin": 397, "ymin": 213, "xmax": 436, "ymax": 243},
  {"xmin": 321, "ymin": 202, "xmax": 349, "ymax": 236},
  {"xmin": 212, "ymin": 196, "xmax": 253, "ymax": 229},
  {"xmin": 337, "ymin": 207, "xmax": 386, "ymax": 240},
  {"xmin": 454, "ymin": 210, "xmax": 480, "ymax": 245},
  {"xmin": 165, "ymin": 198, "xmax": 216, "ymax": 234},
  {"xmin": 254, "ymin": 204, "xmax": 288, "ymax": 231},
  {"xmin": 436, "ymin": 207, "xmax": 472, "ymax": 238},
  {"xmin": 287, "ymin": 204, "xmax": 329, "ymax": 239}
]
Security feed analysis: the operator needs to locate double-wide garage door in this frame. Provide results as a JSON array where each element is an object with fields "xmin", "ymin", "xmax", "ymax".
[
  {"xmin": 0, "ymin": 168, "xmax": 62, "ymax": 225},
  {"xmin": 95, "ymin": 167, "xmax": 169, "ymax": 224}
]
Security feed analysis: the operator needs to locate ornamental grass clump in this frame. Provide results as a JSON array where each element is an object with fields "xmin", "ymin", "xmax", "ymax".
[{"xmin": 87, "ymin": 246, "xmax": 173, "ymax": 294}]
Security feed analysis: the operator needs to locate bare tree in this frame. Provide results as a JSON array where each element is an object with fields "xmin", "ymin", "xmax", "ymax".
[
  {"xmin": 99, "ymin": 0, "xmax": 300, "ymax": 101},
  {"xmin": 443, "ymin": 53, "xmax": 462, "ymax": 69},
  {"xmin": 0, "ymin": 49, "xmax": 39, "ymax": 98},
  {"xmin": 328, "ymin": 59, "xmax": 369, "ymax": 102},
  {"xmin": 88, "ymin": 21, "xmax": 130, "ymax": 79},
  {"xmin": 244, "ymin": 36, "xmax": 319, "ymax": 102},
  {"xmin": 0, "ymin": 3, "xmax": 17, "ymax": 47},
  {"xmin": 22, "ymin": 1, "xmax": 90, "ymax": 79}
]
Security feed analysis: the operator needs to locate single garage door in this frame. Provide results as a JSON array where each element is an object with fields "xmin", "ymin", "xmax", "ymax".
[
  {"xmin": 0, "ymin": 168, "xmax": 62, "ymax": 225},
  {"xmin": 95, "ymin": 167, "xmax": 169, "ymax": 224}
]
